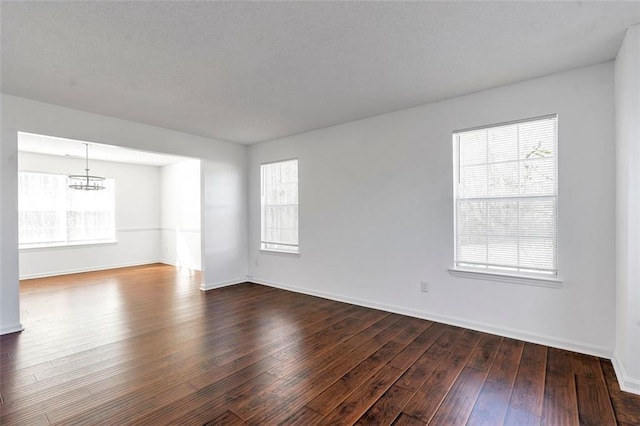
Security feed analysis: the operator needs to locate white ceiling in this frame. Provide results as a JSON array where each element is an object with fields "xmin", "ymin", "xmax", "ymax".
[
  {"xmin": 2, "ymin": 1, "xmax": 639, "ymax": 145},
  {"xmin": 18, "ymin": 132, "xmax": 190, "ymax": 167}
]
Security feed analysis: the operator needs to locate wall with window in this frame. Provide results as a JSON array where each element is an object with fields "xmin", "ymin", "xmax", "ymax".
[
  {"xmin": 248, "ymin": 62, "xmax": 616, "ymax": 357},
  {"xmin": 17, "ymin": 151, "xmax": 162, "ymax": 278},
  {"xmin": 160, "ymin": 159, "xmax": 202, "ymax": 271}
]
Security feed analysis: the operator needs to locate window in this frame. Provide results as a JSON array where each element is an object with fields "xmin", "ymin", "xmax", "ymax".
[
  {"xmin": 261, "ymin": 159, "xmax": 298, "ymax": 253},
  {"xmin": 18, "ymin": 171, "xmax": 115, "ymax": 248},
  {"xmin": 453, "ymin": 115, "xmax": 558, "ymax": 278}
]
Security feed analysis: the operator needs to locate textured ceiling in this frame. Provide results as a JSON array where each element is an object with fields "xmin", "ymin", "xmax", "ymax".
[{"xmin": 2, "ymin": 1, "xmax": 639, "ymax": 144}]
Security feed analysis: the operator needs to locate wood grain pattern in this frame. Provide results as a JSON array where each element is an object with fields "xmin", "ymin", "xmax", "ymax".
[
  {"xmin": 575, "ymin": 374, "xmax": 617, "ymax": 426},
  {"xmin": 504, "ymin": 407, "xmax": 541, "ymax": 425},
  {"xmin": 392, "ymin": 413, "xmax": 426, "ymax": 425},
  {"xmin": 510, "ymin": 342, "xmax": 547, "ymax": 416},
  {"xmin": 467, "ymin": 334, "xmax": 503, "ymax": 372},
  {"xmin": 320, "ymin": 364, "xmax": 404, "ymax": 425},
  {"xmin": 274, "ymin": 406, "xmax": 324, "ymax": 425},
  {"xmin": 0, "ymin": 264, "xmax": 637, "ymax": 426},
  {"xmin": 429, "ymin": 366, "xmax": 487, "ymax": 424},
  {"xmin": 355, "ymin": 385, "xmax": 413, "ymax": 425},
  {"xmin": 467, "ymin": 380, "xmax": 512, "ymax": 426},
  {"xmin": 600, "ymin": 358, "xmax": 640, "ymax": 425},
  {"xmin": 306, "ymin": 341, "xmax": 404, "ymax": 415},
  {"xmin": 541, "ymin": 347, "xmax": 579, "ymax": 425},
  {"xmin": 572, "ymin": 352, "xmax": 602, "ymax": 378},
  {"xmin": 486, "ymin": 337, "xmax": 525, "ymax": 387},
  {"xmin": 203, "ymin": 410, "xmax": 245, "ymax": 426},
  {"xmin": 401, "ymin": 340, "xmax": 476, "ymax": 423}
]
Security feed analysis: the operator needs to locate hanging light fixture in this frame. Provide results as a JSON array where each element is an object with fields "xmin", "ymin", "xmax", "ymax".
[{"xmin": 68, "ymin": 143, "xmax": 106, "ymax": 190}]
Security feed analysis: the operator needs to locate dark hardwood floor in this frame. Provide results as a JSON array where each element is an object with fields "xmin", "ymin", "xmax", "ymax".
[{"xmin": 1, "ymin": 264, "xmax": 638, "ymax": 425}]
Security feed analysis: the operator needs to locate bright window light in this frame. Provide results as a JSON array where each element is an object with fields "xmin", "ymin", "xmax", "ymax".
[
  {"xmin": 261, "ymin": 159, "xmax": 299, "ymax": 253},
  {"xmin": 18, "ymin": 171, "xmax": 116, "ymax": 248},
  {"xmin": 453, "ymin": 115, "xmax": 558, "ymax": 277}
]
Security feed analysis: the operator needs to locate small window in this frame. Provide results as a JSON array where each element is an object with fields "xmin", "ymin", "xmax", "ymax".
[
  {"xmin": 261, "ymin": 159, "xmax": 299, "ymax": 253},
  {"xmin": 18, "ymin": 171, "xmax": 116, "ymax": 248},
  {"xmin": 453, "ymin": 115, "xmax": 558, "ymax": 277}
]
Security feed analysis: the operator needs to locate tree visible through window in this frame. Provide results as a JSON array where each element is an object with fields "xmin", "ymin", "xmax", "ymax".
[
  {"xmin": 18, "ymin": 171, "xmax": 115, "ymax": 248},
  {"xmin": 453, "ymin": 115, "xmax": 558, "ymax": 276},
  {"xmin": 261, "ymin": 159, "xmax": 298, "ymax": 253}
]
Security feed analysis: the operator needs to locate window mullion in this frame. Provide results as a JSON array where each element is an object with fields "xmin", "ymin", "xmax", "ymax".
[
  {"xmin": 485, "ymin": 128, "xmax": 489, "ymax": 269},
  {"xmin": 517, "ymin": 123, "xmax": 521, "ymax": 270}
]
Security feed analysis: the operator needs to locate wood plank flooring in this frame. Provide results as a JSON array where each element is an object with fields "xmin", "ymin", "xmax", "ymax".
[{"xmin": 1, "ymin": 264, "xmax": 638, "ymax": 425}]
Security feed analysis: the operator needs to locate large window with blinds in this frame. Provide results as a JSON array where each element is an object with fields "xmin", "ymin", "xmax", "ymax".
[
  {"xmin": 261, "ymin": 159, "xmax": 299, "ymax": 253},
  {"xmin": 453, "ymin": 115, "xmax": 558, "ymax": 277},
  {"xmin": 18, "ymin": 171, "xmax": 116, "ymax": 248}
]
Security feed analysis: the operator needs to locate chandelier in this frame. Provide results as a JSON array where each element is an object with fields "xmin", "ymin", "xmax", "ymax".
[{"xmin": 68, "ymin": 143, "xmax": 105, "ymax": 191}]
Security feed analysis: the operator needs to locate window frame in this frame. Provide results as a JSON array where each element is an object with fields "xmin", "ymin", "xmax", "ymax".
[
  {"xmin": 18, "ymin": 170, "xmax": 117, "ymax": 250},
  {"xmin": 260, "ymin": 158, "xmax": 299, "ymax": 254},
  {"xmin": 450, "ymin": 115, "xmax": 562, "ymax": 287}
]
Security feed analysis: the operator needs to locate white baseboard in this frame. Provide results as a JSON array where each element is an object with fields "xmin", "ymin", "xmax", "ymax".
[
  {"xmin": 250, "ymin": 277, "xmax": 613, "ymax": 359},
  {"xmin": 612, "ymin": 354, "xmax": 640, "ymax": 395},
  {"xmin": 0, "ymin": 322, "xmax": 24, "ymax": 335},
  {"xmin": 159, "ymin": 259, "xmax": 202, "ymax": 271},
  {"xmin": 200, "ymin": 277, "xmax": 247, "ymax": 291},
  {"xmin": 19, "ymin": 260, "xmax": 164, "ymax": 280}
]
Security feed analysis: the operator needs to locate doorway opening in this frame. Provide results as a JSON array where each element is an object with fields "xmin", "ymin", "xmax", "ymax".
[{"xmin": 17, "ymin": 131, "xmax": 204, "ymax": 284}]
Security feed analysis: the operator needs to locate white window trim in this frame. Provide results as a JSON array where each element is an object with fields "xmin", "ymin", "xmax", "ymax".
[
  {"xmin": 448, "ymin": 268, "xmax": 562, "ymax": 288},
  {"xmin": 451, "ymin": 114, "xmax": 559, "ymax": 283},
  {"xmin": 260, "ymin": 248, "xmax": 301, "ymax": 256}
]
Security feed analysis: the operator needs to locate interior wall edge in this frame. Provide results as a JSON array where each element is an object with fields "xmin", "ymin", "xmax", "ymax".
[
  {"xmin": 199, "ymin": 277, "xmax": 248, "ymax": 291},
  {"xmin": 612, "ymin": 353, "xmax": 640, "ymax": 396},
  {"xmin": 0, "ymin": 323, "xmax": 24, "ymax": 336}
]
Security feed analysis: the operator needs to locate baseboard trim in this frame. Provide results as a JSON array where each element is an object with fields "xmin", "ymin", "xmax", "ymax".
[
  {"xmin": 200, "ymin": 277, "xmax": 247, "ymax": 291},
  {"xmin": 612, "ymin": 354, "xmax": 640, "ymax": 395},
  {"xmin": 159, "ymin": 260, "xmax": 202, "ymax": 271},
  {"xmin": 19, "ymin": 260, "xmax": 164, "ymax": 280},
  {"xmin": 0, "ymin": 322, "xmax": 24, "ymax": 335},
  {"xmin": 250, "ymin": 277, "xmax": 612, "ymax": 359}
]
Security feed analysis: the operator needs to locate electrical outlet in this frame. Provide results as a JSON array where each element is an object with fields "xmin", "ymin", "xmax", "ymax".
[
  {"xmin": 420, "ymin": 281, "xmax": 429, "ymax": 293},
  {"xmin": 255, "ymin": 258, "xmax": 260, "ymax": 267}
]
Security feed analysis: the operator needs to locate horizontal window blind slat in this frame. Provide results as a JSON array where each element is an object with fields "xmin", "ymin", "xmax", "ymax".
[
  {"xmin": 456, "ymin": 195, "xmax": 557, "ymax": 202},
  {"xmin": 455, "ymin": 261, "xmax": 556, "ymax": 273}
]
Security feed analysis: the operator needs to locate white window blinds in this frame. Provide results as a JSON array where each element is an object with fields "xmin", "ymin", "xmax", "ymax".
[
  {"xmin": 261, "ymin": 159, "xmax": 299, "ymax": 253},
  {"xmin": 19, "ymin": 171, "xmax": 116, "ymax": 248},
  {"xmin": 453, "ymin": 115, "xmax": 558, "ymax": 276}
]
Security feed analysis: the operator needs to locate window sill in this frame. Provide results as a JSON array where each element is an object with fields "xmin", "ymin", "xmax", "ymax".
[
  {"xmin": 448, "ymin": 268, "xmax": 562, "ymax": 288},
  {"xmin": 260, "ymin": 249, "xmax": 300, "ymax": 256},
  {"xmin": 19, "ymin": 240, "xmax": 118, "ymax": 252}
]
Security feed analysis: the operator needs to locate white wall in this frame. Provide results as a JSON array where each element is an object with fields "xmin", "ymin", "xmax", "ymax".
[
  {"xmin": 0, "ymin": 94, "xmax": 248, "ymax": 335},
  {"xmin": 160, "ymin": 159, "xmax": 202, "ymax": 271},
  {"xmin": 248, "ymin": 62, "xmax": 616, "ymax": 358},
  {"xmin": 18, "ymin": 151, "xmax": 162, "ymax": 279},
  {"xmin": 615, "ymin": 24, "xmax": 640, "ymax": 394}
]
